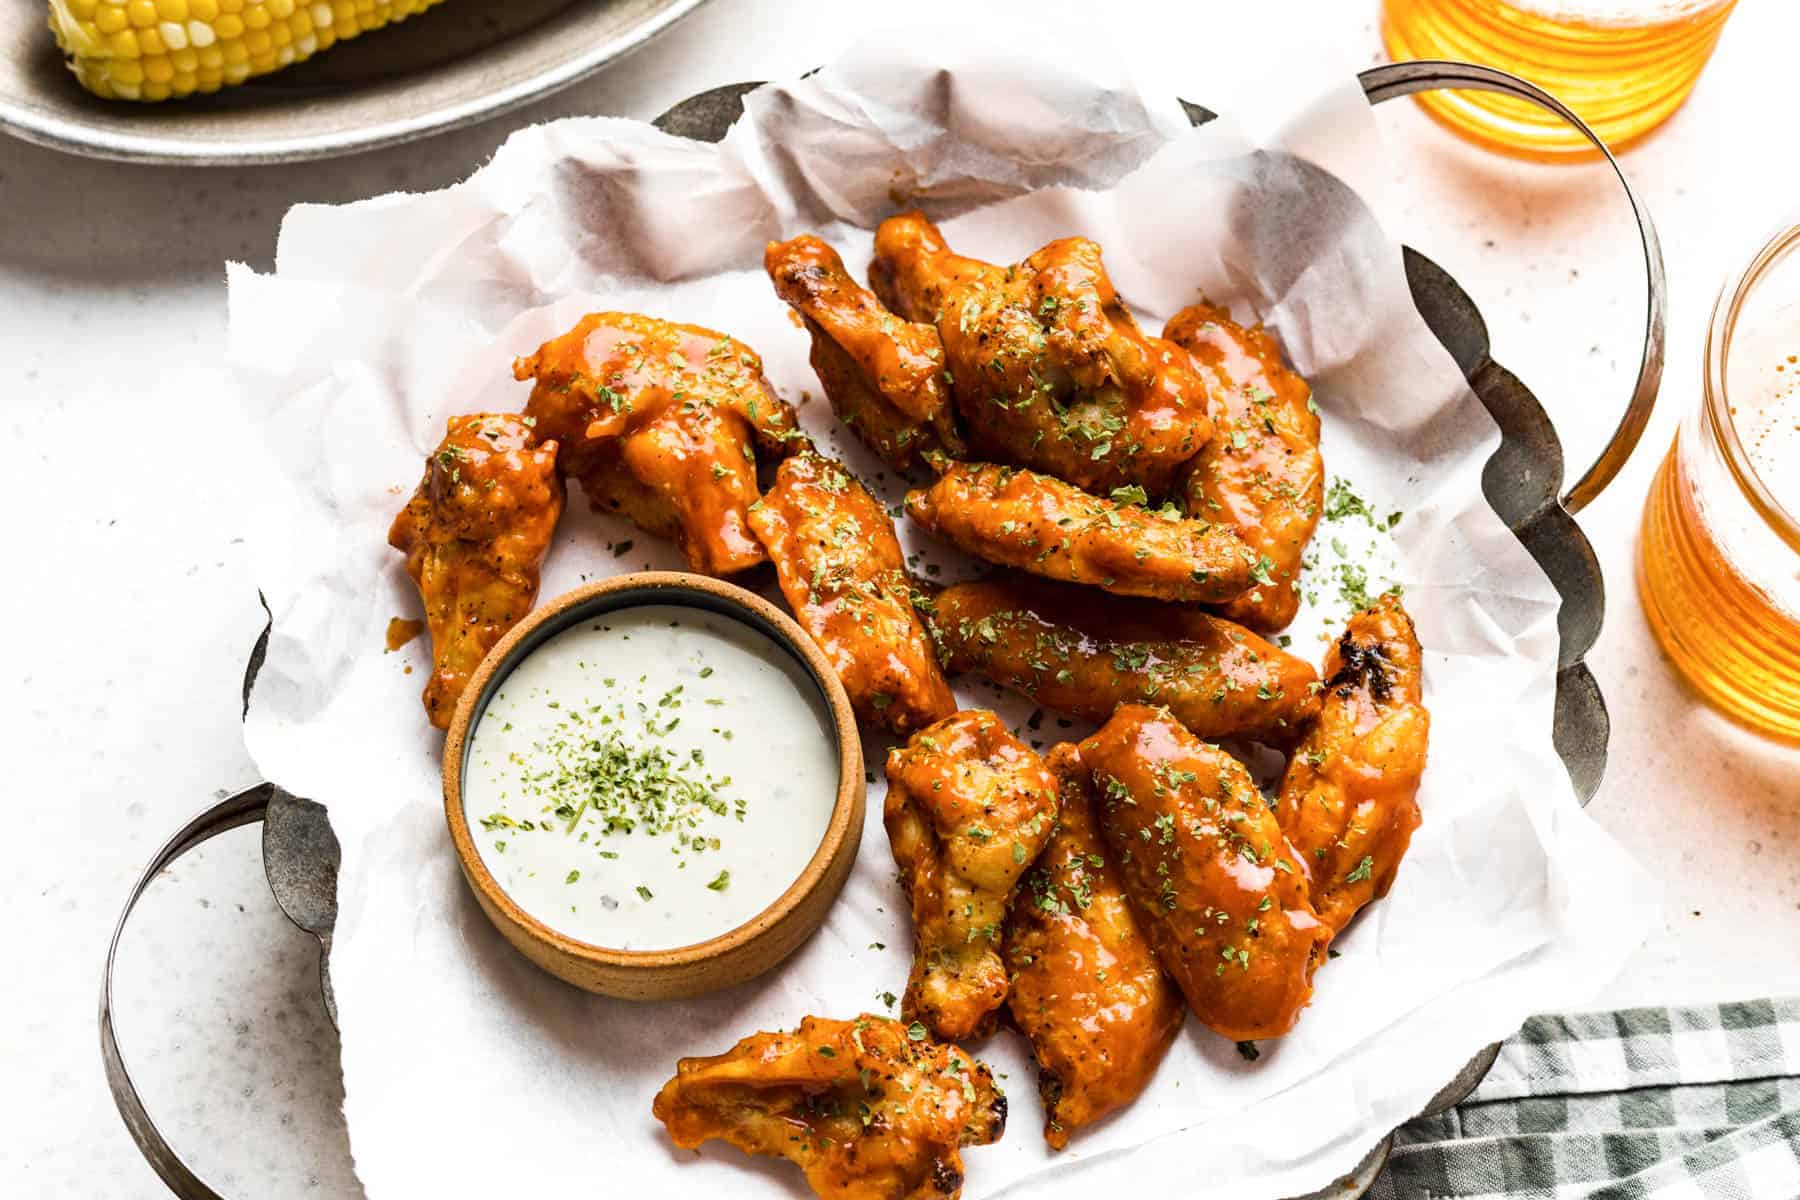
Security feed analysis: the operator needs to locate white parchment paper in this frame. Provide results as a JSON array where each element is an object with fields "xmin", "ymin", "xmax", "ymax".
[{"xmin": 229, "ymin": 31, "xmax": 1660, "ymax": 1200}]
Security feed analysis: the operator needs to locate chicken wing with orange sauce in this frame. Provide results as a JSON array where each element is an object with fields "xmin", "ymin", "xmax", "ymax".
[
  {"xmin": 870, "ymin": 212, "xmax": 1212, "ymax": 495},
  {"xmin": 1005, "ymin": 743, "xmax": 1184, "ymax": 1149},
  {"xmin": 766, "ymin": 235, "xmax": 964, "ymax": 473},
  {"xmin": 1276, "ymin": 594, "xmax": 1428, "ymax": 938},
  {"xmin": 514, "ymin": 312, "xmax": 802, "ymax": 576},
  {"xmin": 886, "ymin": 710, "xmax": 1060, "ymax": 1041},
  {"xmin": 1080, "ymin": 705, "xmax": 1331, "ymax": 1042},
  {"xmin": 868, "ymin": 211, "xmax": 991, "ymax": 325},
  {"xmin": 906, "ymin": 462, "xmax": 1252, "ymax": 604},
  {"xmin": 928, "ymin": 575, "xmax": 1319, "ymax": 744},
  {"xmin": 387, "ymin": 414, "xmax": 563, "ymax": 729},
  {"xmin": 652, "ymin": 1014, "xmax": 1006, "ymax": 1200},
  {"xmin": 747, "ymin": 452, "xmax": 956, "ymax": 734},
  {"xmin": 1165, "ymin": 302, "xmax": 1323, "ymax": 632}
]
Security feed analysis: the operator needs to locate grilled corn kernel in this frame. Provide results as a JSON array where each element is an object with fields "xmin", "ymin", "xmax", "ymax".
[{"xmin": 47, "ymin": 0, "xmax": 449, "ymax": 101}]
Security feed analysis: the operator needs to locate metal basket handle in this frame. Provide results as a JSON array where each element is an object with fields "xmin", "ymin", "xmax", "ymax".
[
  {"xmin": 1358, "ymin": 59, "xmax": 1667, "ymax": 514},
  {"xmin": 101, "ymin": 783, "xmax": 338, "ymax": 1200}
]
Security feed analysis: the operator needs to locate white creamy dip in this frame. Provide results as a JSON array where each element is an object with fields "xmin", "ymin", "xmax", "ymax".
[{"xmin": 462, "ymin": 604, "xmax": 839, "ymax": 951}]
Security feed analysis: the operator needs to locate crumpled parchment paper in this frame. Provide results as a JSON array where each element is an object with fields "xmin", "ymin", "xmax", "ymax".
[{"xmin": 229, "ymin": 30, "xmax": 1659, "ymax": 1200}]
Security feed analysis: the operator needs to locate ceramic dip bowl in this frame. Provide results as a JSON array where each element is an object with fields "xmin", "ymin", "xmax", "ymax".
[{"xmin": 442, "ymin": 572, "xmax": 864, "ymax": 1000}]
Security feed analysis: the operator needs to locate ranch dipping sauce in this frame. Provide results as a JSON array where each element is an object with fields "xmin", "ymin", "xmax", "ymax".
[{"xmin": 462, "ymin": 604, "xmax": 839, "ymax": 951}]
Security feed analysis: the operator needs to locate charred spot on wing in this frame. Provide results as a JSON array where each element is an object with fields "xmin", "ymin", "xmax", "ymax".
[
  {"xmin": 869, "ymin": 258, "xmax": 901, "ymax": 308},
  {"xmin": 932, "ymin": 1157, "xmax": 963, "ymax": 1194},
  {"xmin": 1327, "ymin": 632, "xmax": 1392, "ymax": 701},
  {"xmin": 785, "ymin": 263, "xmax": 830, "ymax": 292}
]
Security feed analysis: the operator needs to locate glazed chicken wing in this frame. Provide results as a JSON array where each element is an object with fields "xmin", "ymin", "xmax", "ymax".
[
  {"xmin": 928, "ymin": 575, "xmax": 1320, "ymax": 744},
  {"xmin": 1080, "ymin": 705, "xmax": 1331, "ymax": 1041},
  {"xmin": 871, "ymin": 213, "xmax": 1212, "ymax": 495},
  {"xmin": 1005, "ymin": 743, "xmax": 1184, "ymax": 1149},
  {"xmin": 906, "ymin": 463, "xmax": 1252, "ymax": 604},
  {"xmin": 1276, "ymin": 594, "xmax": 1428, "ymax": 937},
  {"xmin": 886, "ymin": 711, "xmax": 1060, "ymax": 1041},
  {"xmin": 387, "ymin": 414, "xmax": 564, "ymax": 729},
  {"xmin": 1166, "ymin": 303, "xmax": 1323, "ymax": 632},
  {"xmin": 653, "ymin": 1014, "xmax": 1006, "ymax": 1200},
  {"xmin": 868, "ymin": 211, "xmax": 990, "ymax": 324},
  {"xmin": 514, "ymin": 312, "xmax": 802, "ymax": 576},
  {"xmin": 766, "ymin": 235, "xmax": 965, "ymax": 473},
  {"xmin": 748, "ymin": 452, "xmax": 957, "ymax": 734}
]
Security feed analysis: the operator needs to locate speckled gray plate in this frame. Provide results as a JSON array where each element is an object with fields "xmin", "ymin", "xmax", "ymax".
[
  {"xmin": 0, "ymin": 0, "xmax": 707, "ymax": 164},
  {"xmin": 100, "ymin": 60, "xmax": 1666, "ymax": 1200}
]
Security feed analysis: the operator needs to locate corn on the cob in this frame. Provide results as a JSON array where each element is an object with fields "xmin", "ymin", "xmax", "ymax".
[{"xmin": 47, "ymin": 0, "xmax": 450, "ymax": 103}]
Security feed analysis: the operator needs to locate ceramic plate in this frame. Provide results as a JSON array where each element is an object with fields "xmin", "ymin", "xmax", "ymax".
[{"xmin": 0, "ymin": 0, "xmax": 707, "ymax": 164}]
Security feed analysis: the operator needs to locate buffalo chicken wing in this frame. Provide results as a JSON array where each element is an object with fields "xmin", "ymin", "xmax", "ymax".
[
  {"xmin": 885, "ymin": 711, "xmax": 1060, "ymax": 1041},
  {"xmin": 653, "ymin": 1014, "xmax": 1006, "ymax": 1200},
  {"xmin": 387, "ymin": 414, "xmax": 564, "ymax": 729},
  {"xmin": 1165, "ymin": 303, "xmax": 1323, "ymax": 632},
  {"xmin": 766, "ymin": 235, "xmax": 964, "ymax": 473},
  {"xmin": 1276, "ymin": 594, "xmax": 1428, "ymax": 937},
  {"xmin": 928, "ymin": 575, "xmax": 1320, "ymax": 744},
  {"xmin": 514, "ymin": 311, "xmax": 801, "ymax": 576},
  {"xmin": 748, "ymin": 452, "xmax": 957, "ymax": 734},
  {"xmin": 870, "ymin": 212, "xmax": 1212, "ymax": 495},
  {"xmin": 905, "ymin": 463, "xmax": 1252, "ymax": 604},
  {"xmin": 1005, "ymin": 743, "xmax": 1184, "ymax": 1148},
  {"xmin": 1080, "ymin": 705, "xmax": 1331, "ymax": 1041}
]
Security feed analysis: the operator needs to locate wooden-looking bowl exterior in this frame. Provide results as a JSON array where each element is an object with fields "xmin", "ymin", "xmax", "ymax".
[{"xmin": 441, "ymin": 572, "xmax": 864, "ymax": 1000}]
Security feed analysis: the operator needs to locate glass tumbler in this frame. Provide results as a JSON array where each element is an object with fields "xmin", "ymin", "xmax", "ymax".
[
  {"xmin": 1381, "ymin": 0, "xmax": 1737, "ymax": 157},
  {"xmin": 1638, "ymin": 220, "xmax": 1800, "ymax": 743}
]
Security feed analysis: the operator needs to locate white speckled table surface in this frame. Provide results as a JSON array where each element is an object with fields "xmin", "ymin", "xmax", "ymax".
[{"xmin": 5, "ymin": 1, "xmax": 1797, "ymax": 1195}]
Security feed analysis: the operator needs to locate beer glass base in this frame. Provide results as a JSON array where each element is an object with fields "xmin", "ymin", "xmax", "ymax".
[{"xmin": 1638, "ymin": 448, "xmax": 1800, "ymax": 745}]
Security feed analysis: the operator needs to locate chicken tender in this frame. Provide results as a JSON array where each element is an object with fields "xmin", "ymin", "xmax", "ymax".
[
  {"xmin": 1005, "ymin": 743, "xmax": 1184, "ymax": 1149},
  {"xmin": 766, "ymin": 235, "xmax": 964, "ymax": 472},
  {"xmin": 906, "ymin": 463, "xmax": 1252, "ymax": 604},
  {"xmin": 1276, "ymin": 594, "xmax": 1428, "ymax": 937},
  {"xmin": 886, "ymin": 711, "xmax": 1060, "ymax": 1041},
  {"xmin": 514, "ymin": 311, "xmax": 801, "ymax": 575},
  {"xmin": 748, "ymin": 452, "xmax": 957, "ymax": 734},
  {"xmin": 871, "ymin": 212, "xmax": 1213, "ymax": 495},
  {"xmin": 653, "ymin": 1014, "xmax": 1006, "ymax": 1200},
  {"xmin": 388, "ymin": 413, "xmax": 563, "ymax": 729},
  {"xmin": 1080, "ymin": 705, "xmax": 1331, "ymax": 1041},
  {"xmin": 1166, "ymin": 303, "xmax": 1323, "ymax": 632},
  {"xmin": 928, "ymin": 575, "xmax": 1320, "ymax": 744}
]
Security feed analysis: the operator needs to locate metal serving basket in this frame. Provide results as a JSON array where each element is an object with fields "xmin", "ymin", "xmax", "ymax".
[{"xmin": 100, "ymin": 60, "xmax": 1665, "ymax": 1200}]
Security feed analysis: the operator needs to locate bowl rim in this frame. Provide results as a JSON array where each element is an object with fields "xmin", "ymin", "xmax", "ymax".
[{"xmin": 441, "ymin": 570, "xmax": 863, "ymax": 972}]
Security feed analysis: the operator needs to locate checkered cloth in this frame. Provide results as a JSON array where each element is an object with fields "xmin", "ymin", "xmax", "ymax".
[{"xmin": 1371, "ymin": 999, "xmax": 1800, "ymax": 1199}]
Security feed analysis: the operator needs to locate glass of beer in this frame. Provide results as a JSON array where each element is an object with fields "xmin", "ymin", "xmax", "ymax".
[
  {"xmin": 1639, "ymin": 220, "xmax": 1800, "ymax": 743},
  {"xmin": 1380, "ymin": 0, "xmax": 1737, "ymax": 157}
]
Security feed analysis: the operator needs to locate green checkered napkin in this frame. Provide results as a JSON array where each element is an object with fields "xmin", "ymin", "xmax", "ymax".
[{"xmin": 1371, "ymin": 998, "xmax": 1800, "ymax": 1199}]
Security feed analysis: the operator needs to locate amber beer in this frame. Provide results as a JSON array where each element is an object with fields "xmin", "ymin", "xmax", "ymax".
[
  {"xmin": 1381, "ymin": 0, "xmax": 1737, "ymax": 156},
  {"xmin": 1638, "ymin": 222, "xmax": 1800, "ymax": 743}
]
